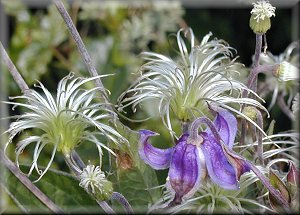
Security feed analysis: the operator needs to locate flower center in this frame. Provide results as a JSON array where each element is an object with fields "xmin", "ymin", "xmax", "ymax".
[{"xmin": 49, "ymin": 112, "xmax": 86, "ymax": 154}]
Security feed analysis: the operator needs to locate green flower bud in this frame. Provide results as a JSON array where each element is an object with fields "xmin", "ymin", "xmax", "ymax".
[
  {"xmin": 249, "ymin": 14, "xmax": 271, "ymax": 34},
  {"xmin": 273, "ymin": 61, "xmax": 299, "ymax": 82},
  {"xmin": 249, "ymin": 1, "xmax": 275, "ymax": 34},
  {"xmin": 79, "ymin": 165, "xmax": 113, "ymax": 201},
  {"xmin": 242, "ymin": 106, "xmax": 258, "ymax": 121}
]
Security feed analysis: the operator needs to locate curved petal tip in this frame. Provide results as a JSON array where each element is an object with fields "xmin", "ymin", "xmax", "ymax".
[
  {"xmin": 138, "ymin": 129, "xmax": 173, "ymax": 170},
  {"xmin": 139, "ymin": 129, "xmax": 159, "ymax": 137}
]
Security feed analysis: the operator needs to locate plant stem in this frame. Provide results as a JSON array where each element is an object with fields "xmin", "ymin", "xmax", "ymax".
[
  {"xmin": 52, "ymin": 6, "xmax": 133, "ymax": 213},
  {"xmin": 248, "ymin": 161, "xmax": 290, "ymax": 211},
  {"xmin": 0, "ymin": 42, "xmax": 29, "ymax": 93},
  {"xmin": 277, "ymin": 93, "xmax": 295, "ymax": 121},
  {"xmin": 239, "ymin": 120, "xmax": 247, "ymax": 147},
  {"xmin": 181, "ymin": 121, "xmax": 190, "ymax": 134},
  {"xmin": 71, "ymin": 150, "xmax": 86, "ymax": 170},
  {"xmin": 249, "ymin": 34, "xmax": 263, "ymax": 95},
  {"xmin": 240, "ymin": 34, "xmax": 262, "ymax": 146},
  {"xmin": 64, "ymin": 153, "xmax": 82, "ymax": 176},
  {"xmin": 243, "ymin": 64, "xmax": 277, "ymax": 98},
  {"xmin": 0, "ymin": 150, "xmax": 64, "ymax": 213},
  {"xmin": 254, "ymin": 34, "xmax": 262, "ymax": 68},
  {"xmin": 111, "ymin": 192, "xmax": 134, "ymax": 214},
  {"xmin": 253, "ymin": 108, "xmax": 264, "ymax": 166},
  {"xmin": 222, "ymin": 143, "xmax": 290, "ymax": 211},
  {"xmin": 97, "ymin": 200, "xmax": 116, "ymax": 214},
  {"xmin": 53, "ymin": 0, "xmax": 110, "ymax": 106}
]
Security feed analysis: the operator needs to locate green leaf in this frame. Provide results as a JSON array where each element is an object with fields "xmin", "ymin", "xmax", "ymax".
[
  {"xmin": 269, "ymin": 170, "xmax": 290, "ymax": 212},
  {"xmin": 1, "ymin": 169, "xmax": 50, "ymax": 213},
  {"xmin": 2, "ymin": 166, "xmax": 102, "ymax": 213},
  {"xmin": 112, "ymin": 164, "xmax": 161, "ymax": 213},
  {"xmin": 113, "ymin": 121, "xmax": 141, "ymax": 167},
  {"xmin": 108, "ymin": 122, "xmax": 161, "ymax": 213}
]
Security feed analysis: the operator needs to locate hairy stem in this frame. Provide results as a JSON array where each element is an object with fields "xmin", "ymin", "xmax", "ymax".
[
  {"xmin": 97, "ymin": 200, "xmax": 116, "ymax": 214},
  {"xmin": 240, "ymin": 34, "xmax": 262, "ymax": 145},
  {"xmin": 181, "ymin": 121, "xmax": 190, "ymax": 134},
  {"xmin": 240, "ymin": 34, "xmax": 267, "ymax": 146},
  {"xmin": 0, "ymin": 42, "xmax": 29, "ymax": 93},
  {"xmin": 243, "ymin": 64, "xmax": 277, "ymax": 98},
  {"xmin": 64, "ymin": 153, "xmax": 82, "ymax": 176},
  {"xmin": 253, "ymin": 108, "xmax": 264, "ymax": 166},
  {"xmin": 111, "ymin": 192, "xmax": 134, "ymax": 214},
  {"xmin": 71, "ymin": 150, "xmax": 86, "ymax": 171},
  {"xmin": 53, "ymin": 0, "xmax": 110, "ymax": 106},
  {"xmin": 0, "ymin": 150, "xmax": 64, "ymax": 213},
  {"xmin": 277, "ymin": 93, "xmax": 295, "ymax": 121},
  {"xmin": 248, "ymin": 161, "xmax": 290, "ymax": 211},
  {"xmin": 254, "ymin": 34, "xmax": 262, "ymax": 68},
  {"xmin": 222, "ymin": 144, "xmax": 290, "ymax": 211},
  {"xmin": 239, "ymin": 120, "xmax": 247, "ymax": 147}
]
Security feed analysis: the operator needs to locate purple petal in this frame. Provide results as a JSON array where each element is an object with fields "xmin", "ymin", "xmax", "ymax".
[
  {"xmin": 201, "ymin": 132, "xmax": 242, "ymax": 190},
  {"xmin": 208, "ymin": 105, "xmax": 237, "ymax": 148},
  {"xmin": 221, "ymin": 142, "xmax": 251, "ymax": 180},
  {"xmin": 138, "ymin": 129, "xmax": 173, "ymax": 170},
  {"xmin": 168, "ymin": 134, "xmax": 202, "ymax": 204}
]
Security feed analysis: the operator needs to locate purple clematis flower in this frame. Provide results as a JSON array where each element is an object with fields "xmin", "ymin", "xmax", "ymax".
[{"xmin": 138, "ymin": 106, "xmax": 251, "ymax": 205}]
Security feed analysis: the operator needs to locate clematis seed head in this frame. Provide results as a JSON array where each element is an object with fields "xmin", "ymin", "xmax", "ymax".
[{"xmin": 5, "ymin": 74, "xmax": 127, "ymax": 181}]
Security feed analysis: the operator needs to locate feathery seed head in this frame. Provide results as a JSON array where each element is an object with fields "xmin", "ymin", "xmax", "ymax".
[
  {"xmin": 118, "ymin": 28, "xmax": 266, "ymax": 133},
  {"xmin": 5, "ymin": 73, "xmax": 127, "ymax": 181}
]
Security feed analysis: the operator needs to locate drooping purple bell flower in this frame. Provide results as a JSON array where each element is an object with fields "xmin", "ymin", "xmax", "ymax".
[{"xmin": 138, "ymin": 105, "xmax": 251, "ymax": 205}]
